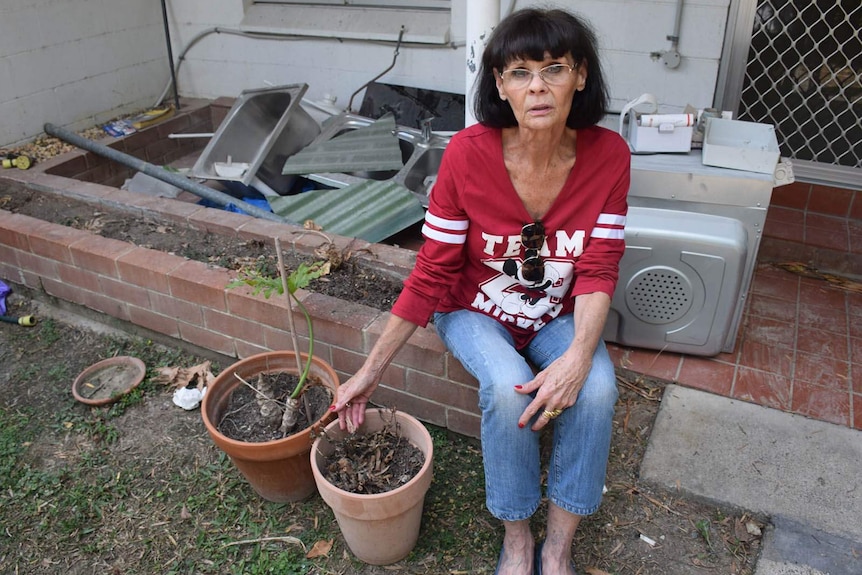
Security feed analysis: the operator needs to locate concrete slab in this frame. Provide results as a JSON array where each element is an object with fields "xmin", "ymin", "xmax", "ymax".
[
  {"xmin": 640, "ymin": 385, "xmax": 862, "ymax": 573},
  {"xmin": 755, "ymin": 518, "xmax": 861, "ymax": 575}
]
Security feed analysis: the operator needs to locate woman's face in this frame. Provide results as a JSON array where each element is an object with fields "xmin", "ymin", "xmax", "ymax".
[{"xmin": 494, "ymin": 52, "xmax": 587, "ymax": 131}]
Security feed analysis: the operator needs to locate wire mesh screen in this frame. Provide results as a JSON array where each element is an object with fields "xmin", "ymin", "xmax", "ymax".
[{"xmin": 738, "ymin": 0, "xmax": 861, "ymax": 168}]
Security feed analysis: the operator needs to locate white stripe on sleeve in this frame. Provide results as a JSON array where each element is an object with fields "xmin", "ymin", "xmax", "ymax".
[
  {"xmin": 422, "ymin": 223, "xmax": 467, "ymax": 244},
  {"xmin": 596, "ymin": 213, "xmax": 626, "ymax": 226},
  {"xmin": 591, "ymin": 227, "xmax": 625, "ymax": 240},
  {"xmin": 425, "ymin": 211, "xmax": 469, "ymax": 231}
]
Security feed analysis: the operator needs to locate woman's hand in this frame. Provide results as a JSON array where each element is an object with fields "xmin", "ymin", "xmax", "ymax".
[
  {"xmin": 515, "ymin": 352, "xmax": 591, "ymax": 431},
  {"xmin": 330, "ymin": 370, "xmax": 379, "ymax": 431},
  {"xmin": 329, "ymin": 315, "xmax": 419, "ymax": 432},
  {"xmin": 515, "ymin": 291, "xmax": 611, "ymax": 430}
]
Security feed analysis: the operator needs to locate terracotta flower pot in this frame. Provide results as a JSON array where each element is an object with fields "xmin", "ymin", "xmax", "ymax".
[
  {"xmin": 202, "ymin": 351, "xmax": 338, "ymax": 502},
  {"xmin": 311, "ymin": 408, "xmax": 434, "ymax": 565}
]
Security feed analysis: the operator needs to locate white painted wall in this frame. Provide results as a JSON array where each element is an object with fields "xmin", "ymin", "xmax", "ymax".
[
  {"xmin": 0, "ymin": 0, "xmax": 171, "ymax": 147},
  {"xmin": 0, "ymin": 0, "xmax": 731, "ymax": 147}
]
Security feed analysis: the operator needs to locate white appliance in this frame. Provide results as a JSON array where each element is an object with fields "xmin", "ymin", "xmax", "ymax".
[{"xmin": 603, "ymin": 153, "xmax": 775, "ymax": 356}]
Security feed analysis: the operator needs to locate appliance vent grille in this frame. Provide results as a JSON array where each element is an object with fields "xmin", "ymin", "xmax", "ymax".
[{"xmin": 625, "ymin": 268, "xmax": 692, "ymax": 324}]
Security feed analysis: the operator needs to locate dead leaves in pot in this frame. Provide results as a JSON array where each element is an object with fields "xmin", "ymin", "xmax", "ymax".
[{"xmin": 321, "ymin": 412, "xmax": 424, "ymax": 495}]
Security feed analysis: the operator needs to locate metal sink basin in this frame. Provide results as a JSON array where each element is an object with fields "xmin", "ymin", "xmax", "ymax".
[
  {"xmin": 305, "ymin": 113, "xmax": 449, "ymax": 206},
  {"xmin": 191, "ymin": 83, "xmax": 320, "ymax": 194}
]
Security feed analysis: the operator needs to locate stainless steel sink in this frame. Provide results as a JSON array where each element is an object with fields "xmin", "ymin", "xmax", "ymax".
[
  {"xmin": 191, "ymin": 83, "xmax": 321, "ymax": 194},
  {"xmin": 305, "ymin": 113, "xmax": 450, "ymax": 207}
]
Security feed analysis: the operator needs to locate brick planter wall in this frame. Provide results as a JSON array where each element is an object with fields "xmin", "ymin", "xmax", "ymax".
[{"xmin": 0, "ymin": 102, "xmax": 481, "ymax": 438}]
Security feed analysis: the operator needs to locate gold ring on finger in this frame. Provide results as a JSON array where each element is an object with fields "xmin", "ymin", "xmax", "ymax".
[{"xmin": 542, "ymin": 409, "xmax": 563, "ymax": 419}]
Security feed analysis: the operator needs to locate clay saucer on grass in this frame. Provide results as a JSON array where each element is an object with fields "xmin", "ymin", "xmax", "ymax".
[{"xmin": 72, "ymin": 356, "xmax": 146, "ymax": 406}]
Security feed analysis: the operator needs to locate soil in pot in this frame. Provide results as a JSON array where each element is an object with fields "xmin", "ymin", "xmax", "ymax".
[
  {"xmin": 217, "ymin": 372, "xmax": 332, "ymax": 442},
  {"xmin": 318, "ymin": 409, "xmax": 424, "ymax": 494}
]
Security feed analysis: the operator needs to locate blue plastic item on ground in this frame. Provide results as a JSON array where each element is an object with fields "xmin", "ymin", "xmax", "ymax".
[{"xmin": 197, "ymin": 197, "xmax": 272, "ymax": 216}]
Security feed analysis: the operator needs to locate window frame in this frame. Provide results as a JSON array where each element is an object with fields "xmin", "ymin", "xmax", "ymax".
[
  {"xmin": 241, "ymin": 1, "xmax": 452, "ymax": 44},
  {"xmin": 255, "ymin": 1, "xmax": 449, "ymax": 8}
]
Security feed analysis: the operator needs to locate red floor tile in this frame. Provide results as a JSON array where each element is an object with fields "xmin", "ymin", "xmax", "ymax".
[
  {"xmin": 763, "ymin": 218, "xmax": 804, "ymax": 242},
  {"xmin": 793, "ymin": 351, "xmax": 850, "ymax": 390},
  {"xmin": 796, "ymin": 300, "xmax": 850, "ymax": 335},
  {"xmin": 747, "ymin": 293, "xmax": 798, "ymax": 323},
  {"xmin": 853, "ymin": 394, "xmax": 862, "ymax": 430},
  {"xmin": 741, "ymin": 317, "xmax": 797, "ymax": 349},
  {"xmin": 791, "ymin": 380, "xmax": 851, "ymax": 426},
  {"xmin": 615, "ymin": 347, "xmax": 681, "ymax": 382},
  {"xmin": 806, "ymin": 211, "xmax": 849, "ymax": 230},
  {"xmin": 799, "ymin": 279, "xmax": 850, "ymax": 310},
  {"xmin": 676, "ymin": 357, "xmax": 735, "ymax": 395},
  {"xmin": 796, "ymin": 325, "xmax": 849, "ymax": 360},
  {"xmin": 804, "ymin": 225, "xmax": 850, "ymax": 252},
  {"xmin": 737, "ymin": 339, "xmax": 794, "ymax": 377},
  {"xmin": 766, "ymin": 205, "xmax": 805, "ymax": 225},
  {"xmin": 807, "ymin": 185, "xmax": 854, "ymax": 217},
  {"xmin": 750, "ymin": 267, "xmax": 799, "ymax": 301},
  {"xmin": 770, "ymin": 182, "xmax": 810, "ymax": 210},
  {"xmin": 851, "ymin": 339, "xmax": 862, "ymax": 383},
  {"xmin": 733, "ymin": 367, "xmax": 792, "ymax": 411},
  {"xmin": 849, "ymin": 221, "xmax": 862, "ymax": 254}
]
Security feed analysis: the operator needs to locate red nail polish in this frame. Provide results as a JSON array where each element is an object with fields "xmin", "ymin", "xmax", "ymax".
[
  {"xmin": 514, "ymin": 385, "xmax": 523, "ymax": 390},
  {"xmin": 329, "ymin": 404, "xmax": 336, "ymax": 411},
  {"xmin": 518, "ymin": 422, "xmax": 525, "ymax": 428}
]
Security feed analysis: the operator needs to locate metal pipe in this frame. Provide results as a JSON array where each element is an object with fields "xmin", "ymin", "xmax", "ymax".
[
  {"xmin": 160, "ymin": 0, "xmax": 181, "ymax": 110},
  {"xmin": 43, "ymin": 123, "xmax": 288, "ymax": 224},
  {"xmin": 669, "ymin": 0, "xmax": 685, "ymax": 45},
  {"xmin": 465, "ymin": 0, "xmax": 500, "ymax": 127},
  {"xmin": 347, "ymin": 26, "xmax": 405, "ymax": 113}
]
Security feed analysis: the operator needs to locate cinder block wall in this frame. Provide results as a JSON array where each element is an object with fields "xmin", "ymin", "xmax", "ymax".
[
  {"xmin": 37, "ymin": 99, "xmax": 215, "ymax": 188},
  {"xmin": 0, "ymin": 105, "xmax": 482, "ymax": 438}
]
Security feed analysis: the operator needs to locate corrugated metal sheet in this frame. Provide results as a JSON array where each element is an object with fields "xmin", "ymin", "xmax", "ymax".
[
  {"xmin": 281, "ymin": 114, "xmax": 404, "ymax": 175},
  {"xmin": 268, "ymin": 179, "xmax": 425, "ymax": 244}
]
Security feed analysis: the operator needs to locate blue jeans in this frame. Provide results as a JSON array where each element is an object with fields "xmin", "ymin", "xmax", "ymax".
[{"xmin": 434, "ymin": 309, "xmax": 617, "ymax": 521}]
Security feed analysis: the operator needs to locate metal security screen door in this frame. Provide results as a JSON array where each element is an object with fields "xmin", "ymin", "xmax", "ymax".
[{"xmin": 737, "ymin": 0, "xmax": 861, "ymax": 169}]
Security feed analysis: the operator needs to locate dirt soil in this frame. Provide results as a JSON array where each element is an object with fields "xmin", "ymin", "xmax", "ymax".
[
  {"xmin": 0, "ymin": 180, "xmax": 403, "ymax": 311},
  {"xmin": 0, "ymin": 175, "xmax": 764, "ymax": 574},
  {"xmin": 217, "ymin": 374, "xmax": 333, "ymax": 443}
]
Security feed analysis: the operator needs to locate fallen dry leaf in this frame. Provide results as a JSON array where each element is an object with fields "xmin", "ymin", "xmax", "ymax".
[
  {"xmin": 306, "ymin": 539, "xmax": 333, "ymax": 559},
  {"xmin": 153, "ymin": 361, "xmax": 213, "ymax": 390},
  {"xmin": 585, "ymin": 568, "xmax": 612, "ymax": 575}
]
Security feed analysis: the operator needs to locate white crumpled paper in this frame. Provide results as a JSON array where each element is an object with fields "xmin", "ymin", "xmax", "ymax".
[
  {"xmin": 155, "ymin": 361, "xmax": 214, "ymax": 411},
  {"xmin": 172, "ymin": 386, "xmax": 207, "ymax": 410}
]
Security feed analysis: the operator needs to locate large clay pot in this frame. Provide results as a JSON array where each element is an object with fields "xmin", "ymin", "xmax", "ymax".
[
  {"xmin": 202, "ymin": 351, "xmax": 338, "ymax": 502},
  {"xmin": 311, "ymin": 408, "xmax": 434, "ymax": 565}
]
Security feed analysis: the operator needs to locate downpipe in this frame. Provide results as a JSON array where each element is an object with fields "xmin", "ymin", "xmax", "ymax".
[{"xmin": 43, "ymin": 123, "xmax": 287, "ymax": 224}]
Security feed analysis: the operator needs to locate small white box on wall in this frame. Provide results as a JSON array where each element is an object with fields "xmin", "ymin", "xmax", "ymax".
[
  {"xmin": 618, "ymin": 94, "xmax": 694, "ymax": 154},
  {"xmin": 626, "ymin": 110, "xmax": 694, "ymax": 153},
  {"xmin": 702, "ymin": 118, "xmax": 781, "ymax": 175}
]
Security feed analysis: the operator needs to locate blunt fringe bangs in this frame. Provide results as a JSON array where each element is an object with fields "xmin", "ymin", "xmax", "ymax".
[{"xmin": 473, "ymin": 8, "xmax": 609, "ymax": 129}]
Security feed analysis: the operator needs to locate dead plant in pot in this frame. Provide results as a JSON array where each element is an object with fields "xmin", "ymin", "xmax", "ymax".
[
  {"xmin": 310, "ymin": 407, "xmax": 434, "ymax": 565},
  {"xmin": 200, "ymin": 237, "xmax": 339, "ymax": 502}
]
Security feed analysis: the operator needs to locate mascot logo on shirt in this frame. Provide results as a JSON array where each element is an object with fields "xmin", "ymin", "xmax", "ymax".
[
  {"xmin": 470, "ymin": 229, "xmax": 581, "ymax": 331},
  {"xmin": 474, "ymin": 258, "xmax": 573, "ymax": 329}
]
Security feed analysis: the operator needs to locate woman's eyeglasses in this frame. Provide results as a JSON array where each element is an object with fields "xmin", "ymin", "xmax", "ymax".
[
  {"xmin": 500, "ymin": 64, "xmax": 576, "ymax": 89},
  {"xmin": 520, "ymin": 221, "xmax": 545, "ymax": 282}
]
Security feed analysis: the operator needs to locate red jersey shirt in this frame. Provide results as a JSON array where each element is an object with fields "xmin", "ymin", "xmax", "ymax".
[{"xmin": 392, "ymin": 122, "xmax": 630, "ymax": 349}]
